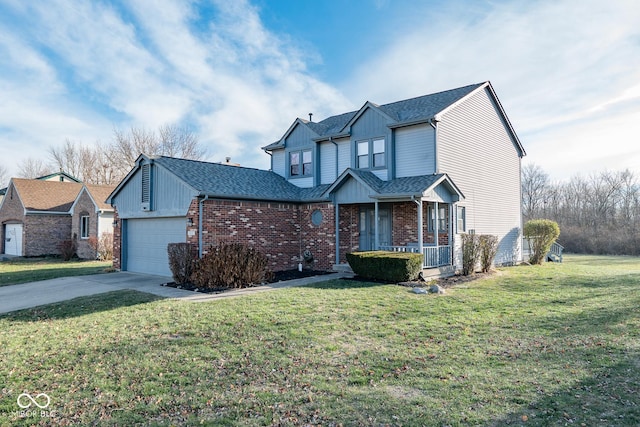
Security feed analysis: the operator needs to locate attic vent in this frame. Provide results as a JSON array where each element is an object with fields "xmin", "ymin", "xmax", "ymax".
[{"xmin": 141, "ymin": 164, "xmax": 151, "ymax": 210}]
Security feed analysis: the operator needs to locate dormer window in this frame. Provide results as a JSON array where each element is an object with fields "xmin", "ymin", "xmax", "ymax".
[
  {"xmin": 357, "ymin": 138, "xmax": 386, "ymax": 169},
  {"xmin": 290, "ymin": 150, "xmax": 312, "ymax": 177}
]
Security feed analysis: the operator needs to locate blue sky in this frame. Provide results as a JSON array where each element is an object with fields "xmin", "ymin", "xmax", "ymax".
[{"xmin": 1, "ymin": 0, "xmax": 639, "ymax": 182}]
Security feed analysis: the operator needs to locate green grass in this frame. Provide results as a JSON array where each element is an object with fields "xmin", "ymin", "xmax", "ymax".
[
  {"xmin": 0, "ymin": 257, "xmax": 112, "ymax": 287},
  {"xmin": 1, "ymin": 254, "xmax": 639, "ymax": 426}
]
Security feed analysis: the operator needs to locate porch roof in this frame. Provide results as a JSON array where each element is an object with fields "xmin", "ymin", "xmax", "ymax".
[{"xmin": 323, "ymin": 168, "xmax": 464, "ymax": 202}]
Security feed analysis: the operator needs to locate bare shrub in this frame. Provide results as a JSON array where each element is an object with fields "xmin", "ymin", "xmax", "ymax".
[
  {"xmin": 479, "ymin": 235, "xmax": 499, "ymax": 273},
  {"xmin": 461, "ymin": 233, "xmax": 480, "ymax": 276},
  {"xmin": 167, "ymin": 243, "xmax": 197, "ymax": 285},
  {"xmin": 58, "ymin": 238, "xmax": 77, "ymax": 261},
  {"xmin": 98, "ymin": 232, "xmax": 113, "ymax": 261},
  {"xmin": 191, "ymin": 243, "xmax": 273, "ymax": 289}
]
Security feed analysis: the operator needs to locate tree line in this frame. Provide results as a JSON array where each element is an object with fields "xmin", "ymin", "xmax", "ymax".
[
  {"xmin": 522, "ymin": 164, "xmax": 640, "ymax": 255},
  {"xmin": 2, "ymin": 124, "xmax": 205, "ymax": 186}
]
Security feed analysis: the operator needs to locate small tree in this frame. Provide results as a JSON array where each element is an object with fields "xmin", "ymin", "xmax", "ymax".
[
  {"xmin": 478, "ymin": 234, "xmax": 499, "ymax": 273},
  {"xmin": 524, "ymin": 219, "xmax": 560, "ymax": 265},
  {"xmin": 461, "ymin": 233, "xmax": 480, "ymax": 276}
]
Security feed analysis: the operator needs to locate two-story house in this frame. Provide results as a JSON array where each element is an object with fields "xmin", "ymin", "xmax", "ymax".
[{"xmin": 108, "ymin": 81, "xmax": 525, "ymax": 277}]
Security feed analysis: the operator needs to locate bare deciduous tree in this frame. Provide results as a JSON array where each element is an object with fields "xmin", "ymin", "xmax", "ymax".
[
  {"xmin": 521, "ymin": 163, "xmax": 549, "ymax": 220},
  {"xmin": 17, "ymin": 157, "xmax": 54, "ymax": 179},
  {"xmin": 0, "ymin": 164, "xmax": 8, "ymax": 187}
]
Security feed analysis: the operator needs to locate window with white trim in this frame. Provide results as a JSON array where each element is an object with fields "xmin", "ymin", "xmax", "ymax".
[
  {"xmin": 289, "ymin": 149, "xmax": 312, "ymax": 177},
  {"xmin": 457, "ymin": 206, "xmax": 466, "ymax": 233},
  {"xmin": 428, "ymin": 205, "xmax": 447, "ymax": 232},
  {"xmin": 80, "ymin": 215, "xmax": 90, "ymax": 239},
  {"xmin": 356, "ymin": 138, "xmax": 385, "ymax": 169}
]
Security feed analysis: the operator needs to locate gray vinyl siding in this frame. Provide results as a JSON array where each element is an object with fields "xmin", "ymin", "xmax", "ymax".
[
  {"xmin": 336, "ymin": 138, "xmax": 351, "ymax": 176},
  {"xmin": 333, "ymin": 178, "xmax": 374, "ymax": 204},
  {"xmin": 350, "ymin": 107, "xmax": 393, "ymax": 178},
  {"xmin": 271, "ymin": 149, "xmax": 286, "ymax": 177},
  {"xmin": 285, "ymin": 123, "xmax": 317, "ymax": 148},
  {"xmin": 320, "ymin": 141, "xmax": 337, "ymax": 185},
  {"xmin": 395, "ymin": 124, "xmax": 436, "ymax": 177},
  {"xmin": 438, "ymin": 87, "xmax": 522, "ymax": 265},
  {"xmin": 112, "ymin": 165, "xmax": 196, "ymax": 219},
  {"xmin": 289, "ymin": 177, "xmax": 314, "ymax": 188}
]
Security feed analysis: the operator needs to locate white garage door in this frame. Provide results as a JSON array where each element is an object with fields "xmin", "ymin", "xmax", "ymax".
[
  {"xmin": 126, "ymin": 217, "xmax": 186, "ymax": 277},
  {"xmin": 5, "ymin": 223, "xmax": 23, "ymax": 256}
]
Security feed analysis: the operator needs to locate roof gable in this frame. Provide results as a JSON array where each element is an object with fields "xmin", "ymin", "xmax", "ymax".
[
  {"xmin": 11, "ymin": 178, "xmax": 83, "ymax": 212},
  {"xmin": 338, "ymin": 101, "xmax": 396, "ymax": 134},
  {"xmin": 72, "ymin": 184, "xmax": 116, "ymax": 213},
  {"xmin": 325, "ymin": 169, "xmax": 464, "ymax": 201}
]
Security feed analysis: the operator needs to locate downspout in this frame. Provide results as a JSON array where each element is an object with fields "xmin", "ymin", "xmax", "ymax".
[
  {"xmin": 335, "ymin": 200, "xmax": 340, "ymax": 265},
  {"xmin": 198, "ymin": 195, "xmax": 210, "ymax": 258}
]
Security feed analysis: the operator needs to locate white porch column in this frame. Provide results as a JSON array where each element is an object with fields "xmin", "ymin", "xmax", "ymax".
[
  {"xmin": 416, "ymin": 199, "xmax": 423, "ymax": 254},
  {"xmin": 374, "ymin": 200, "xmax": 380, "ymax": 249},
  {"xmin": 434, "ymin": 201, "xmax": 439, "ymax": 250}
]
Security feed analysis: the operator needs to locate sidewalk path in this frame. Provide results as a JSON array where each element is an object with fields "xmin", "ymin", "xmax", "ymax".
[{"xmin": 0, "ymin": 271, "xmax": 351, "ymax": 314}]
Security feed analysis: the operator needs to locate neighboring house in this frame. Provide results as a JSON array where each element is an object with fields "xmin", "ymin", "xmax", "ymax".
[
  {"xmin": 107, "ymin": 81, "xmax": 525, "ymax": 277},
  {"xmin": 0, "ymin": 171, "xmax": 80, "ymax": 206},
  {"xmin": 0, "ymin": 178, "xmax": 115, "ymax": 258},
  {"xmin": 70, "ymin": 184, "xmax": 116, "ymax": 259}
]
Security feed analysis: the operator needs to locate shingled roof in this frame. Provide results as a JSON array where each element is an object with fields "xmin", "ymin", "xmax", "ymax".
[
  {"xmin": 153, "ymin": 156, "xmax": 330, "ymax": 203},
  {"xmin": 263, "ymin": 82, "xmax": 485, "ymax": 150},
  {"xmin": 11, "ymin": 178, "xmax": 83, "ymax": 212},
  {"xmin": 85, "ymin": 185, "xmax": 116, "ymax": 211},
  {"xmin": 324, "ymin": 168, "xmax": 464, "ymax": 200}
]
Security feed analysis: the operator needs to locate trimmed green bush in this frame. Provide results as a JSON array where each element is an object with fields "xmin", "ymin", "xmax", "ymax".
[
  {"xmin": 346, "ymin": 251, "xmax": 423, "ymax": 282},
  {"xmin": 524, "ymin": 219, "xmax": 561, "ymax": 265}
]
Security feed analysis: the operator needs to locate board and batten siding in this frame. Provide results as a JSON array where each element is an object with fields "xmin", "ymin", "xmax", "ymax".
[
  {"xmin": 271, "ymin": 150, "xmax": 286, "ymax": 178},
  {"xmin": 395, "ymin": 124, "xmax": 436, "ymax": 178},
  {"xmin": 438, "ymin": 86, "xmax": 523, "ymax": 266},
  {"xmin": 112, "ymin": 164, "xmax": 197, "ymax": 219}
]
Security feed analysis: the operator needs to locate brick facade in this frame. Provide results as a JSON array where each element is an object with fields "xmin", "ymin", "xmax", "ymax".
[
  {"xmin": 112, "ymin": 210, "xmax": 121, "ymax": 270},
  {"xmin": 71, "ymin": 190, "xmax": 98, "ymax": 259},
  {"xmin": 0, "ymin": 183, "xmax": 24, "ymax": 254},
  {"xmin": 185, "ymin": 199, "xmax": 336, "ymax": 271},
  {"xmin": 23, "ymin": 214, "xmax": 72, "ymax": 256}
]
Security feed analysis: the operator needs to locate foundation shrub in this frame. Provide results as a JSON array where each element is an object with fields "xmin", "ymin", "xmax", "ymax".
[
  {"xmin": 346, "ymin": 251, "xmax": 423, "ymax": 282},
  {"xmin": 58, "ymin": 238, "xmax": 78, "ymax": 261},
  {"xmin": 461, "ymin": 233, "xmax": 480, "ymax": 276},
  {"xmin": 478, "ymin": 234, "xmax": 499, "ymax": 273},
  {"xmin": 191, "ymin": 243, "xmax": 273, "ymax": 289},
  {"xmin": 168, "ymin": 243, "xmax": 198, "ymax": 285}
]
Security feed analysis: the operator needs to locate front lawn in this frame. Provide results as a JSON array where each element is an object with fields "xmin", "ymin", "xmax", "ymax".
[
  {"xmin": 0, "ymin": 257, "xmax": 112, "ymax": 287},
  {"xmin": 1, "ymin": 255, "xmax": 638, "ymax": 425}
]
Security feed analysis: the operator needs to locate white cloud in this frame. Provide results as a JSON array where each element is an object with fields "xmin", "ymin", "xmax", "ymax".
[
  {"xmin": 0, "ymin": 0, "xmax": 351, "ymax": 176},
  {"xmin": 341, "ymin": 0, "xmax": 640, "ymax": 180}
]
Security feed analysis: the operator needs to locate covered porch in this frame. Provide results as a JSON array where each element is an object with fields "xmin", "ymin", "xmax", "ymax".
[{"xmin": 324, "ymin": 169, "xmax": 464, "ymax": 270}]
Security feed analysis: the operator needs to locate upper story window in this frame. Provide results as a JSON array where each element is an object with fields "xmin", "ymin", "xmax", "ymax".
[
  {"xmin": 290, "ymin": 149, "xmax": 312, "ymax": 177},
  {"xmin": 356, "ymin": 138, "xmax": 385, "ymax": 169}
]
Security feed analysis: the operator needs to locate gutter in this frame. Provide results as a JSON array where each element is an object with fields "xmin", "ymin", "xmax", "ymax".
[{"xmin": 25, "ymin": 211, "xmax": 71, "ymax": 215}]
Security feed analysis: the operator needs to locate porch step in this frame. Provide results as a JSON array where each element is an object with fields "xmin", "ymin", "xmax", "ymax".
[
  {"xmin": 420, "ymin": 265, "xmax": 456, "ymax": 279},
  {"xmin": 332, "ymin": 263, "xmax": 354, "ymax": 273}
]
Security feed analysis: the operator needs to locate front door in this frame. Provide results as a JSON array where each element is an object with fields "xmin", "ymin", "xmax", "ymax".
[{"xmin": 359, "ymin": 206, "xmax": 391, "ymax": 251}]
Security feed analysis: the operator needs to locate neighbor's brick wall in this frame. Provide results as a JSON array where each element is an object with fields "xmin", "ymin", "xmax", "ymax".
[
  {"xmin": 23, "ymin": 214, "xmax": 72, "ymax": 256},
  {"xmin": 0, "ymin": 183, "xmax": 25, "ymax": 254},
  {"xmin": 71, "ymin": 190, "xmax": 98, "ymax": 259},
  {"xmin": 187, "ymin": 199, "xmax": 337, "ymax": 272}
]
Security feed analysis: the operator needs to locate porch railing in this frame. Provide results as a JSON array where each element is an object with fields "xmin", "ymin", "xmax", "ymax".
[{"xmin": 379, "ymin": 245, "xmax": 452, "ymax": 268}]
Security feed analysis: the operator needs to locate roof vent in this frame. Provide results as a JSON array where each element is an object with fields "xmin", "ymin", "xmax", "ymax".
[{"xmin": 308, "ymin": 113, "xmax": 313, "ymax": 122}]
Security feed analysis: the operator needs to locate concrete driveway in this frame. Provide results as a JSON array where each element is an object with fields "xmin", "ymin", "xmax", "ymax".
[{"xmin": 0, "ymin": 271, "xmax": 350, "ymax": 314}]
